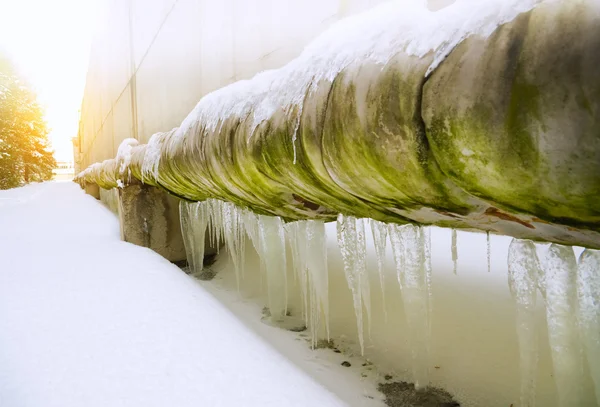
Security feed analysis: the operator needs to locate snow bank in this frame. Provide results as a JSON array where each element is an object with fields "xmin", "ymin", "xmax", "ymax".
[{"xmin": 0, "ymin": 182, "xmax": 346, "ymax": 407}]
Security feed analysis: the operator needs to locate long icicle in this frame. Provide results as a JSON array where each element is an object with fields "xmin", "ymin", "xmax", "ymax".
[
  {"xmin": 306, "ymin": 220, "xmax": 330, "ymax": 345},
  {"xmin": 389, "ymin": 224, "xmax": 432, "ymax": 390},
  {"xmin": 286, "ymin": 221, "xmax": 309, "ymax": 322},
  {"xmin": 357, "ymin": 218, "xmax": 372, "ymax": 341},
  {"xmin": 337, "ymin": 214, "xmax": 366, "ymax": 355},
  {"xmin": 370, "ymin": 219, "xmax": 388, "ymax": 321},
  {"xmin": 221, "ymin": 202, "xmax": 242, "ymax": 290},
  {"xmin": 241, "ymin": 209, "xmax": 262, "ymax": 289},
  {"xmin": 179, "ymin": 201, "xmax": 195, "ymax": 271},
  {"xmin": 451, "ymin": 229, "xmax": 458, "ymax": 275},
  {"xmin": 540, "ymin": 244, "xmax": 587, "ymax": 406},
  {"xmin": 191, "ymin": 201, "xmax": 208, "ymax": 275},
  {"xmin": 257, "ymin": 215, "xmax": 288, "ymax": 322},
  {"xmin": 577, "ymin": 249, "xmax": 600, "ymax": 405},
  {"xmin": 235, "ymin": 207, "xmax": 246, "ymax": 279},
  {"xmin": 285, "ymin": 222, "xmax": 299, "ymax": 286},
  {"xmin": 424, "ymin": 226, "xmax": 433, "ymax": 340},
  {"xmin": 487, "ymin": 231, "xmax": 491, "ymax": 273},
  {"xmin": 508, "ymin": 239, "xmax": 541, "ymax": 407}
]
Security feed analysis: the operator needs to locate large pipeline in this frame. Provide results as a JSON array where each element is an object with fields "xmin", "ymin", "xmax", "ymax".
[{"xmin": 75, "ymin": 0, "xmax": 600, "ymax": 248}]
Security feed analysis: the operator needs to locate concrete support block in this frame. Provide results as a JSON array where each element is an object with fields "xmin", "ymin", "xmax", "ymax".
[
  {"xmin": 99, "ymin": 187, "xmax": 119, "ymax": 215},
  {"xmin": 84, "ymin": 183, "xmax": 100, "ymax": 200},
  {"xmin": 117, "ymin": 183, "xmax": 186, "ymax": 262}
]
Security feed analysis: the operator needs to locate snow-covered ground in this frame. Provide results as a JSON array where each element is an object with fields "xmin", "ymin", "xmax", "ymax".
[
  {"xmin": 3, "ymin": 182, "xmax": 597, "ymax": 407},
  {"xmin": 0, "ymin": 182, "xmax": 372, "ymax": 407}
]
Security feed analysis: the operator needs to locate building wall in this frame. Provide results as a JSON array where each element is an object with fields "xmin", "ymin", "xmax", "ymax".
[{"xmin": 75, "ymin": 0, "xmax": 403, "ymax": 169}]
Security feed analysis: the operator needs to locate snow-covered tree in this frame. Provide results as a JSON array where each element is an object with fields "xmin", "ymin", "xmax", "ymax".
[{"xmin": 0, "ymin": 55, "xmax": 55, "ymax": 189}]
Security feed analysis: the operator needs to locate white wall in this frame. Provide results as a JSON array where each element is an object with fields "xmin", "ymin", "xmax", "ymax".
[{"xmin": 77, "ymin": 0, "xmax": 393, "ymax": 169}]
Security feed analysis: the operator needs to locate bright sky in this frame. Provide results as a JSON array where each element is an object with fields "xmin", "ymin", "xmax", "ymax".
[{"xmin": 0, "ymin": 0, "xmax": 104, "ymax": 162}]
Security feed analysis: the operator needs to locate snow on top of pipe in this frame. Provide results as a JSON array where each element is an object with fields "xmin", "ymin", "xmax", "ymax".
[
  {"xmin": 142, "ymin": 129, "xmax": 176, "ymax": 183},
  {"xmin": 174, "ymin": 0, "xmax": 550, "ymax": 142},
  {"xmin": 116, "ymin": 138, "xmax": 139, "ymax": 174}
]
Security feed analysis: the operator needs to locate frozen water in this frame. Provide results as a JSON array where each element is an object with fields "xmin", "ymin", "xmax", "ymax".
[
  {"xmin": 286, "ymin": 221, "xmax": 309, "ymax": 321},
  {"xmin": 221, "ymin": 201, "xmax": 245, "ymax": 289},
  {"xmin": 257, "ymin": 215, "xmax": 288, "ymax": 322},
  {"xmin": 306, "ymin": 220, "xmax": 330, "ymax": 345},
  {"xmin": 370, "ymin": 219, "xmax": 388, "ymax": 321},
  {"xmin": 539, "ymin": 244, "xmax": 587, "ymax": 406},
  {"xmin": 487, "ymin": 231, "xmax": 491, "ymax": 273},
  {"xmin": 508, "ymin": 239, "xmax": 541, "ymax": 407},
  {"xmin": 388, "ymin": 223, "xmax": 432, "ymax": 389},
  {"xmin": 180, "ymin": 201, "xmax": 196, "ymax": 271},
  {"xmin": 208, "ymin": 199, "xmax": 224, "ymax": 251},
  {"xmin": 242, "ymin": 209, "xmax": 260, "ymax": 251},
  {"xmin": 179, "ymin": 201, "xmax": 209, "ymax": 275},
  {"xmin": 577, "ymin": 249, "xmax": 600, "ymax": 404},
  {"xmin": 357, "ymin": 218, "xmax": 372, "ymax": 341},
  {"xmin": 180, "ymin": 201, "xmax": 193, "ymax": 269},
  {"xmin": 336, "ymin": 215, "xmax": 370, "ymax": 355},
  {"xmin": 451, "ymin": 229, "xmax": 458, "ymax": 275},
  {"xmin": 285, "ymin": 220, "xmax": 330, "ymax": 346}
]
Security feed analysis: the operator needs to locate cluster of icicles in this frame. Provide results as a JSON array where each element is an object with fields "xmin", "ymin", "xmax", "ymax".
[
  {"xmin": 180, "ymin": 199, "xmax": 599, "ymax": 405},
  {"xmin": 508, "ymin": 240, "xmax": 600, "ymax": 407}
]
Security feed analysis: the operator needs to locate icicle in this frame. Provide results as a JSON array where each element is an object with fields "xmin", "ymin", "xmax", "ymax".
[
  {"xmin": 577, "ymin": 249, "xmax": 600, "ymax": 404},
  {"xmin": 357, "ymin": 218, "xmax": 372, "ymax": 341},
  {"xmin": 206, "ymin": 199, "xmax": 225, "ymax": 253},
  {"xmin": 191, "ymin": 201, "xmax": 209, "ymax": 275},
  {"xmin": 221, "ymin": 202, "xmax": 244, "ymax": 290},
  {"xmin": 389, "ymin": 223, "xmax": 432, "ymax": 390},
  {"xmin": 424, "ymin": 226, "xmax": 433, "ymax": 339},
  {"xmin": 370, "ymin": 219, "xmax": 388, "ymax": 321},
  {"xmin": 212, "ymin": 199, "xmax": 224, "ymax": 252},
  {"xmin": 286, "ymin": 221, "xmax": 309, "ymax": 322},
  {"xmin": 508, "ymin": 239, "xmax": 541, "ymax": 407},
  {"xmin": 206, "ymin": 199, "xmax": 215, "ymax": 249},
  {"xmin": 243, "ymin": 209, "xmax": 267, "ymax": 294},
  {"xmin": 179, "ymin": 201, "xmax": 210, "ymax": 276},
  {"xmin": 389, "ymin": 224, "xmax": 405, "ymax": 278},
  {"xmin": 337, "ymin": 214, "xmax": 367, "ymax": 355},
  {"xmin": 540, "ymin": 244, "xmax": 586, "ymax": 406},
  {"xmin": 291, "ymin": 106, "xmax": 302, "ymax": 165},
  {"xmin": 451, "ymin": 229, "xmax": 458, "ymax": 275},
  {"xmin": 306, "ymin": 220, "xmax": 330, "ymax": 347},
  {"xmin": 179, "ymin": 201, "xmax": 194, "ymax": 271},
  {"xmin": 487, "ymin": 231, "xmax": 491, "ymax": 273},
  {"xmin": 285, "ymin": 222, "xmax": 299, "ymax": 286},
  {"xmin": 235, "ymin": 207, "xmax": 246, "ymax": 279},
  {"xmin": 242, "ymin": 209, "xmax": 260, "ymax": 251},
  {"xmin": 257, "ymin": 215, "xmax": 288, "ymax": 322}
]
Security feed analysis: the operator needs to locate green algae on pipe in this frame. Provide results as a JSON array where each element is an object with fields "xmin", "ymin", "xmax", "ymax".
[
  {"xmin": 74, "ymin": 0, "xmax": 600, "ymax": 248},
  {"xmin": 423, "ymin": 0, "xmax": 600, "ymax": 236}
]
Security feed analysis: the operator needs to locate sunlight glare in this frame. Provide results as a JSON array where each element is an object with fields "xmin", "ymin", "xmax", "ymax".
[{"xmin": 0, "ymin": 0, "xmax": 106, "ymax": 162}]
